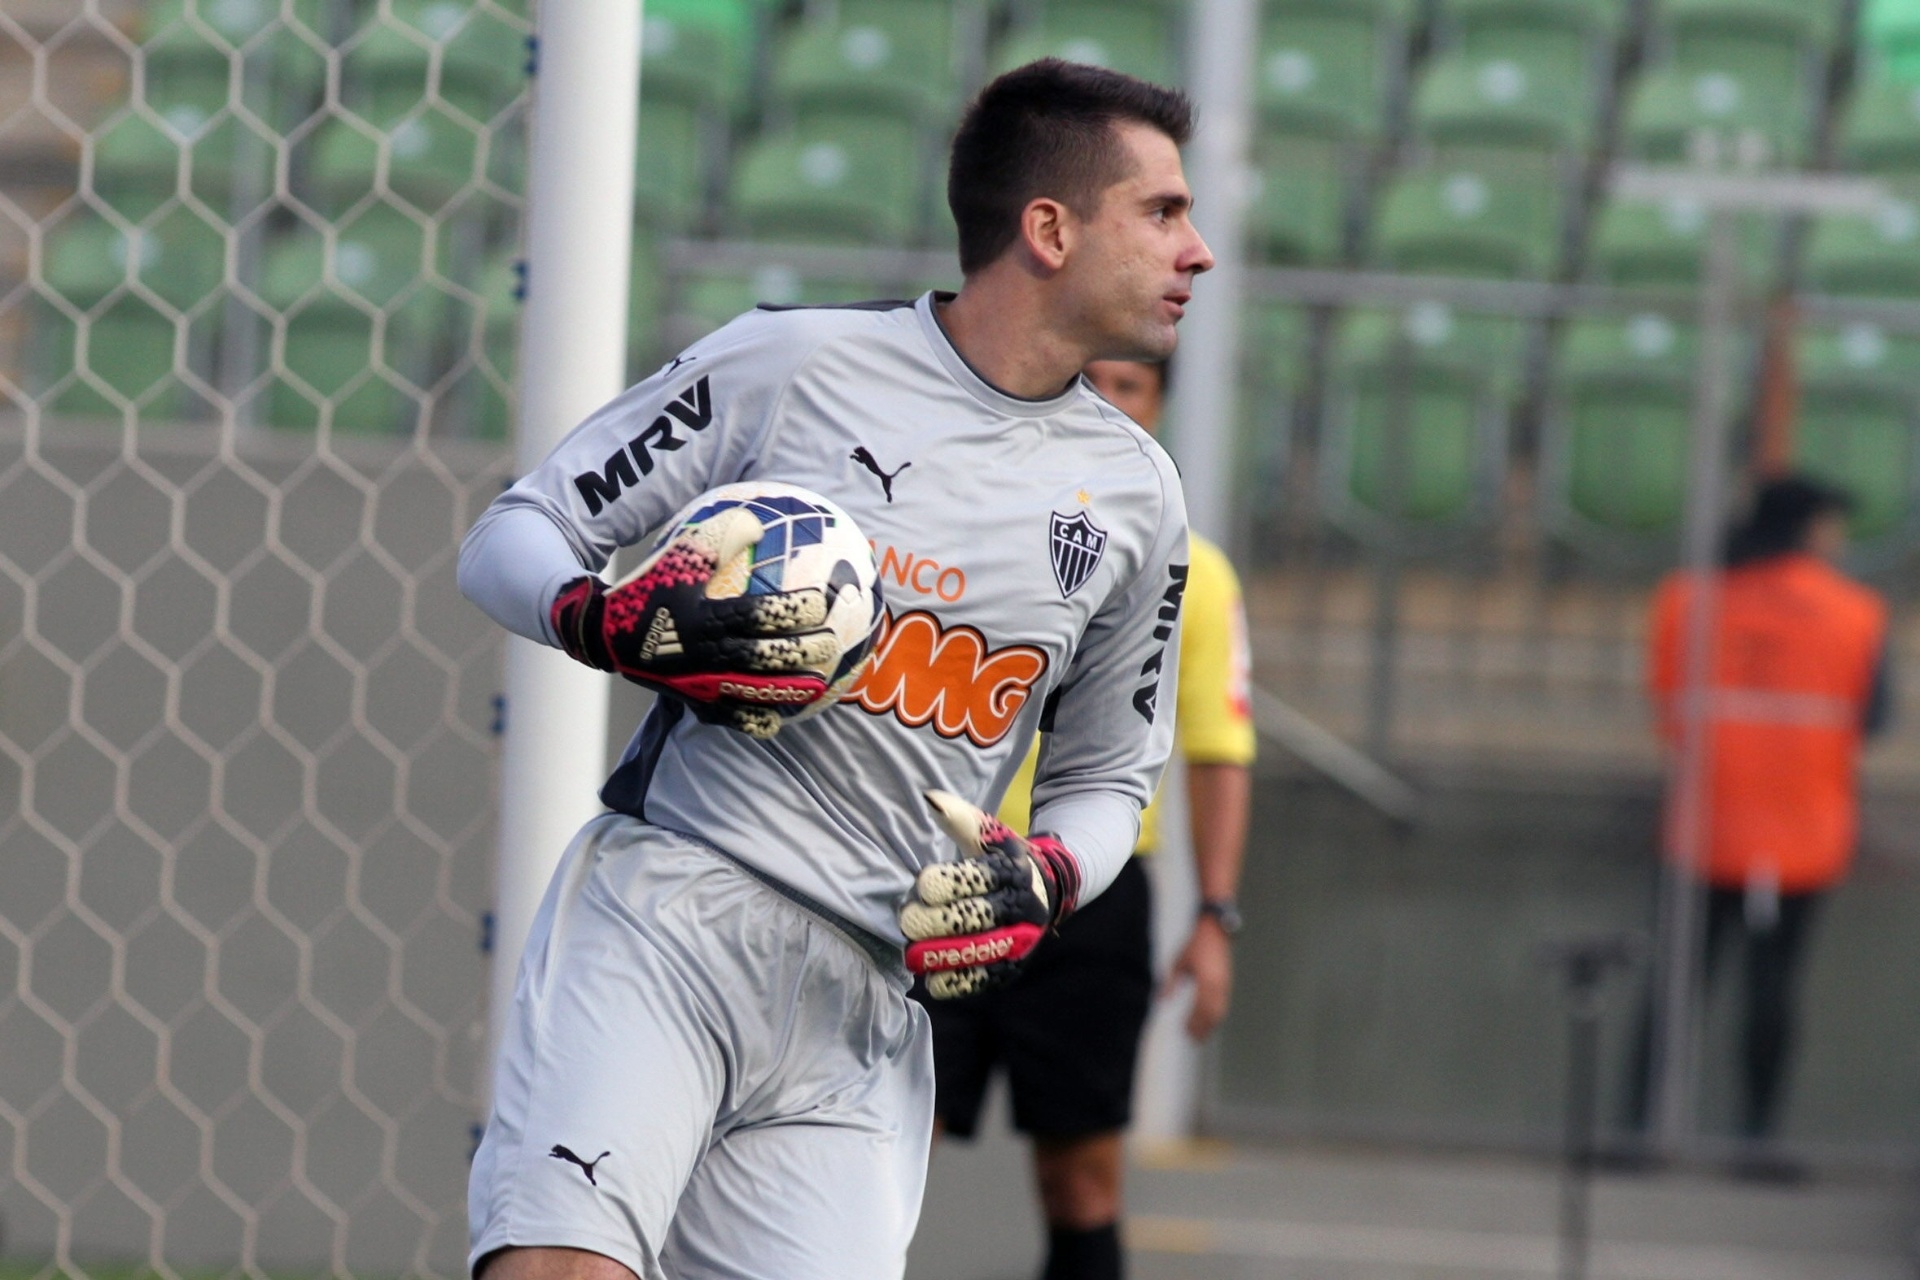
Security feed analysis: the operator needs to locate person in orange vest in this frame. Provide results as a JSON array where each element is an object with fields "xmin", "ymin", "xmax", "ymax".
[{"xmin": 1639, "ymin": 475, "xmax": 1890, "ymax": 1150}]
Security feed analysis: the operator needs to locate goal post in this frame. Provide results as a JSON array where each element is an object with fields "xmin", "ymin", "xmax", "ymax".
[{"xmin": 482, "ymin": 0, "xmax": 639, "ymax": 1102}]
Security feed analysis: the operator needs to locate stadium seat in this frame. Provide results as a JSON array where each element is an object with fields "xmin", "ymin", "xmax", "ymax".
[
  {"xmin": 35, "ymin": 213, "xmax": 223, "ymax": 420},
  {"xmin": 1320, "ymin": 300, "xmax": 1517, "ymax": 532},
  {"xmin": 1803, "ymin": 190, "xmax": 1920, "ymax": 297},
  {"xmin": 1793, "ymin": 323, "xmax": 1920, "ymax": 545},
  {"xmin": 1255, "ymin": 0, "xmax": 1399, "ymax": 140},
  {"xmin": 1441, "ymin": 0, "xmax": 1622, "ymax": 46},
  {"xmin": 140, "ymin": 0, "xmax": 328, "ymax": 131},
  {"xmin": 1658, "ymin": 0, "xmax": 1834, "ymax": 51},
  {"xmin": 339, "ymin": 0, "xmax": 526, "ymax": 129},
  {"xmin": 771, "ymin": 0, "xmax": 959, "ymax": 125},
  {"xmin": 258, "ymin": 207, "xmax": 451, "ymax": 431},
  {"xmin": 474, "ymin": 252, "xmax": 519, "ymax": 439},
  {"xmin": 1584, "ymin": 196, "xmax": 1778, "ymax": 287},
  {"xmin": 1246, "ymin": 136, "xmax": 1350, "ymax": 265},
  {"xmin": 632, "ymin": 99, "xmax": 708, "ymax": 231},
  {"xmin": 993, "ymin": 5, "xmax": 1175, "ymax": 84},
  {"xmin": 1619, "ymin": 59, "xmax": 1810, "ymax": 166},
  {"xmin": 668, "ymin": 263, "xmax": 885, "ymax": 347},
  {"xmin": 1542, "ymin": 311, "xmax": 1701, "ymax": 541},
  {"xmin": 640, "ymin": 0, "xmax": 756, "ymax": 114},
  {"xmin": 304, "ymin": 109, "xmax": 482, "ymax": 217},
  {"xmin": 1410, "ymin": 42, "xmax": 1598, "ymax": 150},
  {"xmin": 1837, "ymin": 74, "xmax": 1920, "ymax": 172},
  {"xmin": 91, "ymin": 110, "xmax": 276, "ymax": 223},
  {"xmin": 728, "ymin": 117, "xmax": 924, "ymax": 245},
  {"xmin": 1242, "ymin": 301, "xmax": 1312, "ymax": 401},
  {"xmin": 1370, "ymin": 150, "xmax": 1565, "ymax": 278}
]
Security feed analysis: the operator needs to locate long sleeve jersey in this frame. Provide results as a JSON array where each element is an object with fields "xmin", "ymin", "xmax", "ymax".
[{"xmin": 459, "ymin": 293, "xmax": 1190, "ymax": 945}]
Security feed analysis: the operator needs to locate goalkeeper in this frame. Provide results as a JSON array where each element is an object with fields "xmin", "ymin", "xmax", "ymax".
[
  {"xmin": 916, "ymin": 357, "xmax": 1256, "ymax": 1280},
  {"xmin": 460, "ymin": 61, "xmax": 1203, "ymax": 1280}
]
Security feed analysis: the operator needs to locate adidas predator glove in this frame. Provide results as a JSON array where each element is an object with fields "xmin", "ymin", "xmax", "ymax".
[
  {"xmin": 550, "ymin": 505, "xmax": 843, "ymax": 738},
  {"xmin": 902, "ymin": 790, "xmax": 1083, "ymax": 999}
]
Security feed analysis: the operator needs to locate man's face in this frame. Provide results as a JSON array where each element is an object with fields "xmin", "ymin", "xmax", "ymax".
[
  {"xmin": 1083, "ymin": 359, "xmax": 1164, "ymax": 433},
  {"xmin": 1060, "ymin": 122, "xmax": 1214, "ymax": 362}
]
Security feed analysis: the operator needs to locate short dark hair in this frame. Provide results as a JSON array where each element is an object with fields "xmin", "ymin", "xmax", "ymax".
[
  {"xmin": 1725, "ymin": 474, "xmax": 1853, "ymax": 566},
  {"xmin": 948, "ymin": 59, "xmax": 1195, "ymax": 275}
]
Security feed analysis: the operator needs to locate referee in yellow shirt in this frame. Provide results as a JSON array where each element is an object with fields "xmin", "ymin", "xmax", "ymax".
[{"xmin": 917, "ymin": 359, "xmax": 1257, "ymax": 1280}]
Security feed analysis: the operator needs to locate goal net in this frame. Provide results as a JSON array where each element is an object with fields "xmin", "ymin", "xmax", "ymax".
[{"xmin": 0, "ymin": 2, "xmax": 530, "ymax": 1275}]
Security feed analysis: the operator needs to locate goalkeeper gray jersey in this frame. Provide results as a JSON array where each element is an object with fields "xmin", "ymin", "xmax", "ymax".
[{"xmin": 459, "ymin": 292, "xmax": 1188, "ymax": 946}]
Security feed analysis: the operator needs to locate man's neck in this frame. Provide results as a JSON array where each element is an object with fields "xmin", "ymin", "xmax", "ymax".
[{"xmin": 939, "ymin": 272, "xmax": 1088, "ymax": 400}]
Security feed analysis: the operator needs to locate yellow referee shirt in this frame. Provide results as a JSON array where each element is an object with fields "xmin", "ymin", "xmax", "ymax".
[{"xmin": 998, "ymin": 533, "xmax": 1256, "ymax": 853}]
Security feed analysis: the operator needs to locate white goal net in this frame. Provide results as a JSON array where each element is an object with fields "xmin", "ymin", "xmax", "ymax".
[{"xmin": 0, "ymin": 2, "xmax": 529, "ymax": 1275}]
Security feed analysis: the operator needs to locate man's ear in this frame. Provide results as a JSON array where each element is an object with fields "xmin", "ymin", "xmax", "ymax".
[{"xmin": 1019, "ymin": 197, "xmax": 1075, "ymax": 272}]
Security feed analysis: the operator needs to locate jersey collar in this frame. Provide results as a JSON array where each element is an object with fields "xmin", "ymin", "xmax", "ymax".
[{"xmin": 916, "ymin": 291, "xmax": 1085, "ymax": 419}]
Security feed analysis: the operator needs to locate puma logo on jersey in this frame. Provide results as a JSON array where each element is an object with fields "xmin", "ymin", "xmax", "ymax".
[
  {"xmin": 850, "ymin": 447, "xmax": 911, "ymax": 502},
  {"xmin": 845, "ymin": 610, "xmax": 1048, "ymax": 748},
  {"xmin": 1132, "ymin": 564, "xmax": 1188, "ymax": 723},
  {"xmin": 572, "ymin": 376, "xmax": 714, "ymax": 515},
  {"xmin": 548, "ymin": 1144, "xmax": 610, "ymax": 1185}
]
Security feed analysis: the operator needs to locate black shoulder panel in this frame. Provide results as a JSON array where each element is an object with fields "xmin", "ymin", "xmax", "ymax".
[{"xmin": 755, "ymin": 298, "xmax": 916, "ymax": 313}]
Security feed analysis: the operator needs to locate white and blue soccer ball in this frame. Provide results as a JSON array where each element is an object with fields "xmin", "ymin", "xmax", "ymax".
[{"xmin": 653, "ymin": 480, "xmax": 885, "ymax": 725}]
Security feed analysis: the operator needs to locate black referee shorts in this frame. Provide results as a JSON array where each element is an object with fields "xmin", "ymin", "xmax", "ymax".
[{"xmin": 914, "ymin": 856, "xmax": 1154, "ymax": 1140}]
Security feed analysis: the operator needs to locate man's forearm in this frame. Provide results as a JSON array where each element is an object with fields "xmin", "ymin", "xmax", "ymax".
[{"xmin": 1186, "ymin": 763, "xmax": 1251, "ymax": 901}]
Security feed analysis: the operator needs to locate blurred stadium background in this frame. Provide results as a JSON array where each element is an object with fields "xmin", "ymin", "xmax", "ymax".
[{"xmin": 8, "ymin": 0, "xmax": 1920, "ymax": 1276}]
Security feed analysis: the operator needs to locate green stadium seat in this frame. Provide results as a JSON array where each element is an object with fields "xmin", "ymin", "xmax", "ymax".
[
  {"xmin": 140, "ymin": 0, "xmax": 328, "ymax": 131},
  {"xmin": 1793, "ymin": 409, "xmax": 1918, "ymax": 546},
  {"xmin": 1256, "ymin": 0, "xmax": 1399, "ymax": 140},
  {"xmin": 1242, "ymin": 301, "xmax": 1311, "ymax": 399},
  {"xmin": 1659, "ymin": 0, "xmax": 1832, "ymax": 50},
  {"xmin": 1584, "ymin": 196, "xmax": 1777, "ymax": 287},
  {"xmin": 1442, "ymin": 0, "xmax": 1623, "ymax": 45},
  {"xmin": 1803, "ymin": 190, "xmax": 1920, "ymax": 297},
  {"xmin": 1793, "ymin": 319, "xmax": 1920, "ymax": 546},
  {"xmin": 633, "ymin": 99, "xmax": 709, "ymax": 232},
  {"xmin": 640, "ymin": 0, "xmax": 756, "ymax": 114},
  {"xmin": 1619, "ymin": 60, "xmax": 1810, "ymax": 166},
  {"xmin": 668, "ymin": 263, "xmax": 885, "ymax": 347},
  {"xmin": 1320, "ymin": 300, "xmax": 1517, "ymax": 532},
  {"xmin": 771, "ymin": 0, "xmax": 959, "ymax": 125},
  {"xmin": 1410, "ymin": 41, "xmax": 1598, "ymax": 150},
  {"xmin": 35, "ymin": 213, "xmax": 223, "ymax": 420},
  {"xmin": 728, "ymin": 117, "xmax": 923, "ymax": 245},
  {"xmin": 258, "ymin": 207, "xmax": 451, "ymax": 432},
  {"xmin": 339, "ymin": 0, "xmax": 526, "ymax": 129},
  {"xmin": 91, "ymin": 110, "xmax": 276, "ymax": 223},
  {"xmin": 1371, "ymin": 150, "xmax": 1565, "ymax": 278},
  {"xmin": 1800, "ymin": 320, "xmax": 1920, "ymax": 389},
  {"xmin": 1837, "ymin": 74, "xmax": 1920, "ymax": 172},
  {"xmin": 1246, "ymin": 136, "xmax": 1349, "ymax": 265},
  {"xmin": 1542, "ymin": 311, "xmax": 1700, "ymax": 541},
  {"xmin": 304, "ymin": 109, "xmax": 481, "ymax": 217},
  {"xmin": 474, "ymin": 251, "xmax": 519, "ymax": 439},
  {"xmin": 993, "ymin": 5, "xmax": 1175, "ymax": 84}
]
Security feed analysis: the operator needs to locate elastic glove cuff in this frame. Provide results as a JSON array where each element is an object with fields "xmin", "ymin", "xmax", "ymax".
[
  {"xmin": 1024, "ymin": 834, "xmax": 1081, "ymax": 927},
  {"xmin": 550, "ymin": 575, "xmax": 615, "ymax": 671}
]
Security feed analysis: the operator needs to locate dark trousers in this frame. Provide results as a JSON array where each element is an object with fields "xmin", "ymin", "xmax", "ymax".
[{"xmin": 1626, "ymin": 886, "xmax": 1824, "ymax": 1139}]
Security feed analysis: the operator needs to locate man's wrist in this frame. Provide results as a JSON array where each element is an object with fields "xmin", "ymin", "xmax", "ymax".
[{"xmin": 1197, "ymin": 898, "xmax": 1242, "ymax": 936}]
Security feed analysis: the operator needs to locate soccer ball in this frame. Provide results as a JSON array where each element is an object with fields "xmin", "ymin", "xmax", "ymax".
[{"xmin": 651, "ymin": 480, "xmax": 884, "ymax": 731}]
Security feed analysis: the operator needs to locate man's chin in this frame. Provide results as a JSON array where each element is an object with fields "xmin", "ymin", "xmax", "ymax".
[{"xmin": 1097, "ymin": 325, "xmax": 1179, "ymax": 364}]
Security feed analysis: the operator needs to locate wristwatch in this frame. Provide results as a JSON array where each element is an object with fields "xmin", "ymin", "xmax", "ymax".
[{"xmin": 1198, "ymin": 898, "xmax": 1243, "ymax": 936}]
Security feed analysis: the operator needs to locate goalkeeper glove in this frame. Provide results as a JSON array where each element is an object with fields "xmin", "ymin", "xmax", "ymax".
[
  {"xmin": 901, "ymin": 789, "xmax": 1083, "ymax": 999},
  {"xmin": 550, "ymin": 505, "xmax": 842, "ymax": 738}
]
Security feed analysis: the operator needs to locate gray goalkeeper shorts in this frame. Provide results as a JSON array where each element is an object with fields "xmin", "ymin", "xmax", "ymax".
[{"xmin": 469, "ymin": 815, "xmax": 934, "ymax": 1280}]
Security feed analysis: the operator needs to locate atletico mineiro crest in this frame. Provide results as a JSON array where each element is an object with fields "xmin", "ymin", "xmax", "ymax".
[{"xmin": 1049, "ymin": 510, "xmax": 1108, "ymax": 598}]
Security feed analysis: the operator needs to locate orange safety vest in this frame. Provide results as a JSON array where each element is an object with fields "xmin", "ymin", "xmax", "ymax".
[{"xmin": 1648, "ymin": 554, "xmax": 1887, "ymax": 893}]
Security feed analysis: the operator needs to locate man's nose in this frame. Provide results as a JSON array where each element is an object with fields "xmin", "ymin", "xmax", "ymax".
[{"xmin": 1184, "ymin": 229, "xmax": 1215, "ymax": 275}]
